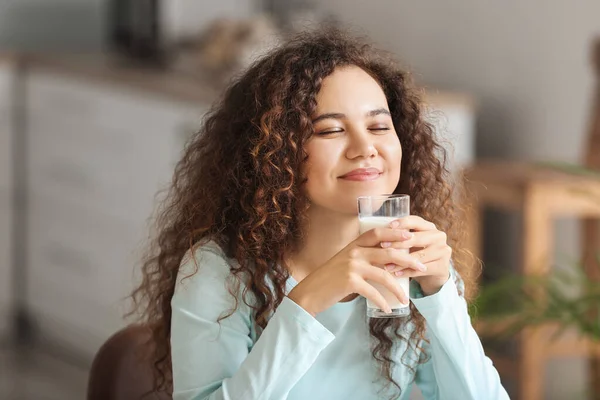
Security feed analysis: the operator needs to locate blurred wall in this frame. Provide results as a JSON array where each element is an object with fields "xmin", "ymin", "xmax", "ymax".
[
  {"xmin": 0, "ymin": 0, "xmax": 106, "ymax": 51},
  {"xmin": 318, "ymin": 1, "xmax": 600, "ymax": 399},
  {"xmin": 0, "ymin": 0, "xmax": 256, "ymax": 52},
  {"xmin": 320, "ymin": 0, "xmax": 598, "ymax": 162}
]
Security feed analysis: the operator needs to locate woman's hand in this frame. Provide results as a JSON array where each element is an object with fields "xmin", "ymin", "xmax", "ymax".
[
  {"xmin": 383, "ymin": 216, "xmax": 452, "ymax": 295},
  {"xmin": 287, "ymin": 227, "xmax": 428, "ymax": 317}
]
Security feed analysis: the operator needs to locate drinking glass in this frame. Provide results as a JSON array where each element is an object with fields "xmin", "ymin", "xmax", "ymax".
[{"xmin": 358, "ymin": 194, "xmax": 410, "ymax": 318}]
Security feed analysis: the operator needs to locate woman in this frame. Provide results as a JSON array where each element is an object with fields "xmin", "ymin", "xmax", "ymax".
[{"xmin": 131, "ymin": 29, "xmax": 509, "ymax": 399}]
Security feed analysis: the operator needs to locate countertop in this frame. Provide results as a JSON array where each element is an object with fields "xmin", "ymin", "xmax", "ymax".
[{"xmin": 1, "ymin": 52, "xmax": 476, "ymax": 110}]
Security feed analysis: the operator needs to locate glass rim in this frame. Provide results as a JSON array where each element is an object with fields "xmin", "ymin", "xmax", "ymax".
[{"xmin": 357, "ymin": 194, "xmax": 409, "ymax": 201}]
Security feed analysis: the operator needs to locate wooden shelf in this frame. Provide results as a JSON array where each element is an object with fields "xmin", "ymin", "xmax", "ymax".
[
  {"xmin": 465, "ymin": 160, "xmax": 600, "ymax": 400},
  {"xmin": 477, "ymin": 320, "xmax": 600, "ymax": 358}
]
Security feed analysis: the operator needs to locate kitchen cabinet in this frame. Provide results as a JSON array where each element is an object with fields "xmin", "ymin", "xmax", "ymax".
[{"xmin": 24, "ymin": 69, "xmax": 205, "ymax": 357}]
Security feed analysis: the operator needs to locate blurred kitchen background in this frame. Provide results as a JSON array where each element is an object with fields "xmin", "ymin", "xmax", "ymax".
[{"xmin": 0, "ymin": 1, "xmax": 599, "ymax": 399}]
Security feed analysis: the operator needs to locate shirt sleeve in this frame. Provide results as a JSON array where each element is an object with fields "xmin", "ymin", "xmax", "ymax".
[
  {"xmin": 410, "ymin": 266, "xmax": 510, "ymax": 400},
  {"xmin": 170, "ymin": 244, "xmax": 335, "ymax": 400}
]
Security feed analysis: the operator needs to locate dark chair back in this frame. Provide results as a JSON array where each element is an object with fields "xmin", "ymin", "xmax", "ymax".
[{"xmin": 87, "ymin": 324, "xmax": 172, "ymax": 400}]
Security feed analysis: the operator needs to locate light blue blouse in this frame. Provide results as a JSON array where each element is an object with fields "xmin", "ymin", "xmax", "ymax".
[{"xmin": 170, "ymin": 241, "xmax": 509, "ymax": 399}]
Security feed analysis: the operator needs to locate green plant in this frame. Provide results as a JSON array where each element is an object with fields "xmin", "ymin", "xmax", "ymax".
[
  {"xmin": 470, "ymin": 253, "xmax": 600, "ymax": 342},
  {"xmin": 536, "ymin": 161, "xmax": 600, "ymax": 179},
  {"xmin": 470, "ymin": 161, "xmax": 600, "ymax": 342}
]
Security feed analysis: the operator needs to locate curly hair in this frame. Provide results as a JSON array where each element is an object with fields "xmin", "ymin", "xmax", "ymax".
[{"xmin": 129, "ymin": 28, "xmax": 476, "ymax": 397}]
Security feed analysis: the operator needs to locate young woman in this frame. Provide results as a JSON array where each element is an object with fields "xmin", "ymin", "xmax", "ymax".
[{"xmin": 131, "ymin": 29, "xmax": 509, "ymax": 399}]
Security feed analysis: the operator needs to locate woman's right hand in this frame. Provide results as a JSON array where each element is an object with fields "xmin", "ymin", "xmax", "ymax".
[{"xmin": 287, "ymin": 226, "xmax": 426, "ymax": 317}]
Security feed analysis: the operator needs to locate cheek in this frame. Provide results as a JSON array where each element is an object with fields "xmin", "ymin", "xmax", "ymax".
[
  {"xmin": 304, "ymin": 142, "xmax": 339, "ymax": 181},
  {"xmin": 303, "ymin": 144, "xmax": 331, "ymax": 197},
  {"xmin": 383, "ymin": 137, "xmax": 402, "ymax": 176},
  {"xmin": 305, "ymin": 158, "xmax": 331, "ymax": 191}
]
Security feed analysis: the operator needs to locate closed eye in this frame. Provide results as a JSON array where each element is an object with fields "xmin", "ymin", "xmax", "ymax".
[
  {"xmin": 316, "ymin": 126, "xmax": 390, "ymax": 135},
  {"xmin": 317, "ymin": 128, "xmax": 344, "ymax": 136}
]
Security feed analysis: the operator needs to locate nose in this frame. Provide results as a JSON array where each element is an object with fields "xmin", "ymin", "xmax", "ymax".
[{"xmin": 345, "ymin": 129, "xmax": 378, "ymax": 160}]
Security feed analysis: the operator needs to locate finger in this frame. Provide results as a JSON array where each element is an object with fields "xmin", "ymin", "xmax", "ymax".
[
  {"xmin": 379, "ymin": 230, "xmax": 413, "ymax": 249},
  {"xmin": 402, "ymin": 264, "xmax": 452, "ymax": 281},
  {"xmin": 395, "ymin": 260, "xmax": 443, "ymax": 279},
  {"xmin": 391, "ymin": 216, "xmax": 437, "ymax": 232},
  {"xmin": 409, "ymin": 245, "xmax": 451, "ymax": 265},
  {"xmin": 356, "ymin": 226, "xmax": 412, "ymax": 248},
  {"xmin": 353, "ymin": 279, "xmax": 393, "ymax": 313},
  {"xmin": 394, "ymin": 267, "xmax": 427, "ymax": 279},
  {"xmin": 362, "ymin": 264, "xmax": 409, "ymax": 304},
  {"xmin": 391, "ymin": 247, "xmax": 452, "ymax": 278},
  {"xmin": 362, "ymin": 247, "xmax": 427, "ymax": 273},
  {"xmin": 386, "ymin": 230, "xmax": 446, "ymax": 250},
  {"xmin": 388, "ymin": 246, "xmax": 448, "ymax": 274}
]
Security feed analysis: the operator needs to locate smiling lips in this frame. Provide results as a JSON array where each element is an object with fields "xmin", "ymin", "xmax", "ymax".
[{"xmin": 339, "ymin": 168, "xmax": 382, "ymax": 181}]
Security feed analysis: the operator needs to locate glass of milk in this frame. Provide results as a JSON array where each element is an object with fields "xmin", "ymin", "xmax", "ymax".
[{"xmin": 357, "ymin": 194, "xmax": 410, "ymax": 318}]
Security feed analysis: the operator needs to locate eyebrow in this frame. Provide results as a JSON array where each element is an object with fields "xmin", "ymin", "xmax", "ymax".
[{"xmin": 311, "ymin": 108, "xmax": 391, "ymax": 124}]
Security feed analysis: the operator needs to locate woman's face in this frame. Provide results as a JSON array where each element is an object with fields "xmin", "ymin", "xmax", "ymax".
[{"xmin": 304, "ymin": 66, "xmax": 402, "ymax": 215}]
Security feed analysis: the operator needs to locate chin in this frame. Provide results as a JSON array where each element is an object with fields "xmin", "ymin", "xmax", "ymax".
[{"xmin": 350, "ymin": 186, "xmax": 396, "ymax": 198}]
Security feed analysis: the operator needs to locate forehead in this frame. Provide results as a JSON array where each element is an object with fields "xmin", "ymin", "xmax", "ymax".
[{"xmin": 315, "ymin": 66, "xmax": 388, "ymax": 113}]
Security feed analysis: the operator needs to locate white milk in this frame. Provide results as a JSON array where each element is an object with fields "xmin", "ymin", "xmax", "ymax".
[{"xmin": 359, "ymin": 216, "xmax": 410, "ymax": 310}]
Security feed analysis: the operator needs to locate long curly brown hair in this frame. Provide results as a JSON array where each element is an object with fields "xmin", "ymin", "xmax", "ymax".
[{"xmin": 130, "ymin": 28, "xmax": 476, "ymax": 397}]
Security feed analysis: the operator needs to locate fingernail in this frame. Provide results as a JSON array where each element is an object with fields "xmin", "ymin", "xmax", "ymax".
[
  {"xmin": 416, "ymin": 262, "xmax": 427, "ymax": 272},
  {"xmin": 402, "ymin": 231, "xmax": 413, "ymax": 240},
  {"xmin": 389, "ymin": 220, "xmax": 400, "ymax": 229},
  {"xmin": 394, "ymin": 270, "xmax": 404, "ymax": 276},
  {"xmin": 384, "ymin": 264, "xmax": 394, "ymax": 271},
  {"xmin": 380, "ymin": 241, "xmax": 391, "ymax": 248},
  {"xmin": 403, "ymin": 298, "xmax": 410, "ymax": 306}
]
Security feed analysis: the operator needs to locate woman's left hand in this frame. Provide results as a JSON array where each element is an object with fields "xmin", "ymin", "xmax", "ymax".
[{"xmin": 383, "ymin": 216, "xmax": 452, "ymax": 296}]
